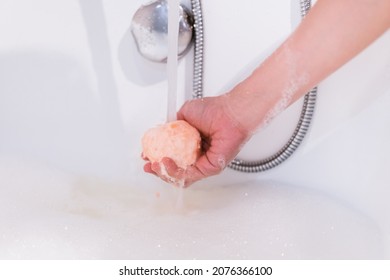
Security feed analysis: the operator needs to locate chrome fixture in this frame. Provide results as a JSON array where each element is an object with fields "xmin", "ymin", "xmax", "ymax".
[{"xmin": 131, "ymin": 0, "xmax": 194, "ymax": 63}]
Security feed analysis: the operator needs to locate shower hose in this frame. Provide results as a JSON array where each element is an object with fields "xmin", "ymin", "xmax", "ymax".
[{"xmin": 190, "ymin": 0, "xmax": 317, "ymax": 173}]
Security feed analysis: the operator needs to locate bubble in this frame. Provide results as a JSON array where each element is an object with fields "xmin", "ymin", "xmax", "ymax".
[
  {"xmin": 260, "ymin": 73, "xmax": 310, "ymax": 129},
  {"xmin": 0, "ymin": 156, "xmax": 383, "ymax": 259},
  {"xmin": 217, "ymin": 156, "xmax": 226, "ymax": 170}
]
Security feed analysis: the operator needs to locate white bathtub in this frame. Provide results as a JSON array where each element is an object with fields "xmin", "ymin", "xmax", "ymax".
[{"xmin": 0, "ymin": 0, "xmax": 389, "ymax": 259}]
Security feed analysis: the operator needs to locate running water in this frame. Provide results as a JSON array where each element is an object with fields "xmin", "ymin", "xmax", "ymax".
[
  {"xmin": 166, "ymin": 0, "xmax": 180, "ymax": 122},
  {"xmin": 166, "ymin": 0, "xmax": 185, "ymax": 206}
]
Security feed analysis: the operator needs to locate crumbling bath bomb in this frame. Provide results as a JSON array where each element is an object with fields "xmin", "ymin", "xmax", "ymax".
[{"xmin": 142, "ymin": 120, "xmax": 201, "ymax": 169}]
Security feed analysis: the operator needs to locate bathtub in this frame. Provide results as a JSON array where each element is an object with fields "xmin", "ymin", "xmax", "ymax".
[{"xmin": 0, "ymin": 0, "xmax": 389, "ymax": 259}]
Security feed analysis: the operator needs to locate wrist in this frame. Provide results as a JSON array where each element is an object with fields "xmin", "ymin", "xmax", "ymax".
[
  {"xmin": 222, "ymin": 75, "xmax": 277, "ymax": 134},
  {"xmin": 222, "ymin": 42, "xmax": 312, "ymax": 133}
]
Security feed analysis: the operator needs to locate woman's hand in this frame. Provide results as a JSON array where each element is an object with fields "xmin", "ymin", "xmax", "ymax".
[{"xmin": 143, "ymin": 95, "xmax": 251, "ymax": 187}]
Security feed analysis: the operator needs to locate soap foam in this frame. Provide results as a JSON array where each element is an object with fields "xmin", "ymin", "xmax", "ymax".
[
  {"xmin": 217, "ymin": 156, "xmax": 227, "ymax": 170},
  {"xmin": 261, "ymin": 73, "xmax": 309, "ymax": 128},
  {"xmin": 0, "ymin": 156, "xmax": 384, "ymax": 259}
]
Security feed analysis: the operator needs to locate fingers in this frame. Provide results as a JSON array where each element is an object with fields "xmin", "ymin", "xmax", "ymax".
[
  {"xmin": 142, "ymin": 153, "xmax": 188, "ymax": 185},
  {"xmin": 162, "ymin": 155, "xmax": 224, "ymax": 187},
  {"xmin": 142, "ymin": 152, "xmax": 156, "ymax": 175},
  {"xmin": 143, "ymin": 162, "xmax": 155, "ymax": 174},
  {"xmin": 161, "ymin": 158, "xmax": 205, "ymax": 187},
  {"xmin": 142, "ymin": 150, "xmax": 225, "ymax": 187},
  {"xmin": 193, "ymin": 153, "xmax": 224, "ymax": 177},
  {"xmin": 149, "ymin": 158, "xmax": 186, "ymax": 187},
  {"xmin": 143, "ymin": 157, "xmax": 215, "ymax": 188},
  {"xmin": 160, "ymin": 158, "xmax": 182, "ymax": 178}
]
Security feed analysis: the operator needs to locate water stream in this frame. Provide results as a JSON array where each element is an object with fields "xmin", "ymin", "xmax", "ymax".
[{"xmin": 166, "ymin": 0, "xmax": 180, "ymax": 122}]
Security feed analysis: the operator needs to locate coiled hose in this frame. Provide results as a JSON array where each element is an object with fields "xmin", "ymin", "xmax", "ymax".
[{"xmin": 190, "ymin": 0, "xmax": 317, "ymax": 173}]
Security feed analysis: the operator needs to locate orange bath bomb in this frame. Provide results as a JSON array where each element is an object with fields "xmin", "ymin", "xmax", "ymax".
[{"xmin": 142, "ymin": 120, "xmax": 201, "ymax": 169}]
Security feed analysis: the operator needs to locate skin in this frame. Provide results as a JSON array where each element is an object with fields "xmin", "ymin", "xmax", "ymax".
[{"xmin": 144, "ymin": 0, "xmax": 390, "ymax": 187}]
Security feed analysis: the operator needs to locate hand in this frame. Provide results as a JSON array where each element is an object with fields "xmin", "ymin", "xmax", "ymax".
[
  {"xmin": 144, "ymin": 0, "xmax": 390, "ymax": 187},
  {"xmin": 143, "ymin": 95, "xmax": 251, "ymax": 187}
]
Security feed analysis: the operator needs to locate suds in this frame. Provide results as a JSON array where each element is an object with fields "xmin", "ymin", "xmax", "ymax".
[
  {"xmin": 0, "ymin": 156, "xmax": 384, "ymax": 259},
  {"xmin": 217, "ymin": 156, "xmax": 227, "ymax": 170},
  {"xmin": 261, "ymin": 73, "xmax": 309, "ymax": 128},
  {"xmin": 259, "ymin": 43, "xmax": 310, "ymax": 129}
]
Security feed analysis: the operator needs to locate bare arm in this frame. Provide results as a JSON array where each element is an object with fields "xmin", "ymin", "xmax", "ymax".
[{"xmin": 225, "ymin": 0, "xmax": 390, "ymax": 132}]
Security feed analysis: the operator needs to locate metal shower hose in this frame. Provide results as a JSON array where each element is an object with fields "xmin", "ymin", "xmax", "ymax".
[{"xmin": 189, "ymin": 0, "xmax": 317, "ymax": 173}]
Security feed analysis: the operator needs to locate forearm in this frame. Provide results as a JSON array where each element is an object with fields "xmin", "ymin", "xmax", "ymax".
[{"xmin": 225, "ymin": 0, "xmax": 390, "ymax": 132}]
